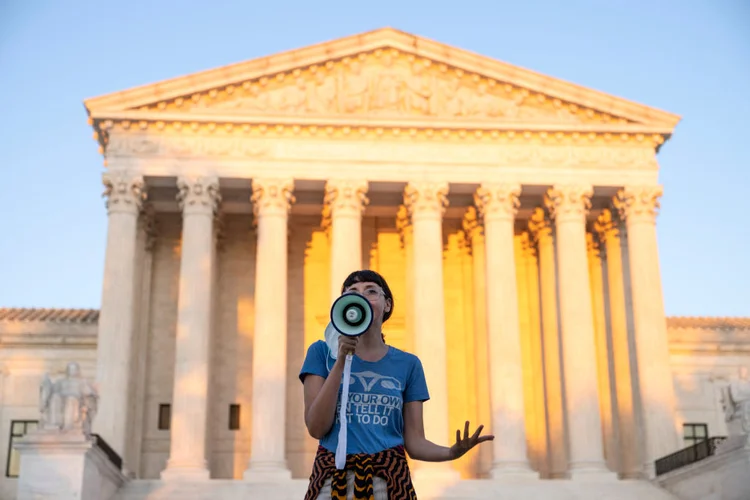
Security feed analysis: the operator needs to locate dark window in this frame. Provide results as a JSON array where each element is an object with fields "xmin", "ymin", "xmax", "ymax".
[
  {"xmin": 158, "ymin": 404, "xmax": 171, "ymax": 430},
  {"xmin": 683, "ymin": 423, "xmax": 708, "ymax": 447},
  {"xmin": 229, "ymin": 404, "xmax": 241, "ymax": 431},
  {"xmin": 6, "ymin": 420, "xmax": 38, "ymax": 477}
]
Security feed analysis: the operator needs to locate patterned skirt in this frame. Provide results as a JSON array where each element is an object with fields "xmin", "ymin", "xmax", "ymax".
[{"xmin": 304, "ymin": 445, "xmax": 418, "ymax": 500}]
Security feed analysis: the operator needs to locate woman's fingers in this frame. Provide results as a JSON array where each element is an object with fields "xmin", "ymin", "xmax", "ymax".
[{"xmin": 471, "ymin": 424, "xmax": 484, "ymax": 441}]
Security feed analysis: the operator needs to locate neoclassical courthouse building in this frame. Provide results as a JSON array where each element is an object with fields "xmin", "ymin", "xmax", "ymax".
[{"xmin": 1, "ymin": 28, "xmax": 748, "ymax": 499}]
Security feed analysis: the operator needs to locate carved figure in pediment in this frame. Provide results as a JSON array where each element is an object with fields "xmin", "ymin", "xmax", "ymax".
[
  {"xmin": 439, "ymin": 80, "xmax": 475, "ymax": 117},
  {"xmin": 339, "ymin": 61, "xmax": 370, "ymax": 113},
  {"xmin": 309, "ymin": 71, "xmax": 337, "ymax": 113},
  {"xmin": 275, "ymin": 77, "xmax": 309, "ymax": 113},
  {"xmin": 371, "ymin": 53, "xmax": 406, "ymax": 113},
  {"xmin": 39, "ymin": 362, "xmax": 99, "ymax": 436},
  {"xmin": 208, "ymin": 84, "xmax": 270, "ymax": 112},
  {"xmin": 404, "ymin": 62, "xmax": 436, "ymax": 115}
]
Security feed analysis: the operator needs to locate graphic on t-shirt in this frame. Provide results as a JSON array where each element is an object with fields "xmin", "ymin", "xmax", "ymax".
[
  {"xmin": 336, "ymin": 370, "xmax": 404, "ymax": 427},
  {"xmin": 348, "ymin": 370, "xmax": 403, "ymax": 392}
]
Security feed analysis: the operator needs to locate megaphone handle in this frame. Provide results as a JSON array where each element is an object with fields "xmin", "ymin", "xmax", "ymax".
[{"xmin": 335, "ymin": 353, "xmax": 353, "ymax": 470}]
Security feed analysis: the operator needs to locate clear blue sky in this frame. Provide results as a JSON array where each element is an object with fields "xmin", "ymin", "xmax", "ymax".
[{"xmin": 1, "ymin": 0, "xmax": 748, "ymax": 317}]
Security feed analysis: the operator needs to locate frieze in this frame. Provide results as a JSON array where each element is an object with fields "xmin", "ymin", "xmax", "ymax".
[
  {"xmin": 141, "ymin": 50, "xmax": 625, "ymax": 125},
  {"xmin": 104, "ymin": 132, "xmax": 658, "ymax": 171},
  {"xmin": 106, "ymin": 133, "xmax": 270, "ymax": 159}
]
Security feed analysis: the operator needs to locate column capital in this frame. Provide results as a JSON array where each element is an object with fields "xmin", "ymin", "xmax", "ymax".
[
  {"xmin": 613, "ymin": 186, "xmax": 662, "ymax": 225},
  {"xmin": 141, "ymin": 204, "xmax": 158, "ymax": 252},
  {"xmin": 251, "ymin": 178, "xmax": 295, "ymax": 219},
  {"xmin": 462, "ymin": 206, "xmax": 484, "ymax": 239},
  {"xmin": 102, "ymin": 172, "xmax": 146, "ymax": 215},
  {"xmin": 214, "ymin": 211, "xmax": 226, "ymax": 251},
  {"xmin": 586, "ymin": 232, "xmax": 602, "ymax": 259},
  {"xmin": 593, "ymin": 208, "xmax": 621, "ymax": 245},
  {"xmin": 176, "ymin": 176, "xmax": 221, "ymax": 215},
  {"xmin": 322, "ymin": 179, "xmax": 368, "ymax": 236},
  {"xmin": 520, "ymin": 230, "xmax": 537, "ymax": 259},
  {"xmin": 527, "ymin": 206, "xmax": 552, "ymax": 244},
  {"xmin": 323, "ymin": 179, "xmax": 369, "ymax": 216},
  {"xmin": 404, "ymin": 181, "xmax": 449, "ymax": 218},
  {"xmin": 544, "ymin": 185, "xmax": 593, "ymax": 223},
  {"xmin": 395, "ymin": 204, "xmax": 412, "ymax": 249},
  {"xmin": 474, "ymin": 183, "xmax": 521, "ymax": 222}
]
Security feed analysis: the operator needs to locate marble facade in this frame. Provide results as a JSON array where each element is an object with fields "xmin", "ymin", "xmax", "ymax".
[{"xmin": 1, "ymin": 28, "xmax": 748, "ymax": 499}]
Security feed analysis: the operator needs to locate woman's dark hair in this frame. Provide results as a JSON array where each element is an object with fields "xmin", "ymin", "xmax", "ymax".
[{"xmin": 341, "ymin": 269, "xmax": 394, "ymax": 328}]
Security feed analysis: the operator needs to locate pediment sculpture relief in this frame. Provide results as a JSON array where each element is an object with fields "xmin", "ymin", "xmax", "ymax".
[
  {"xmin": 180, "ymin": 52, "xmax": 591, "ymax": 122},
  {"xmin": 39, "ymin": 361, "xmax": 99, "ymax": 436}
]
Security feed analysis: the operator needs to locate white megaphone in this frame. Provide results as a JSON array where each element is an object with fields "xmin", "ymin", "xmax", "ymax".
[
  {"xmin": 324, "ymin": 292, "xmax": 373, "ymax": 470},
  {"xmin": 324, "ymin": 292, "xmax": 374, "ymax": 358}
]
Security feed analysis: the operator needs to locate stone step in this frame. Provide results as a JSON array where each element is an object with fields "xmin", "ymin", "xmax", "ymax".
[{"xmin": 114, "ymin": 478, "xmax": 681, "ymax": 500}]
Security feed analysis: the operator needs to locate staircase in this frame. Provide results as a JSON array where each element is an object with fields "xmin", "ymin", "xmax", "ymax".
[{"xmin": 114, "ymin": 477, "xmax": 681, "ymax": 500}]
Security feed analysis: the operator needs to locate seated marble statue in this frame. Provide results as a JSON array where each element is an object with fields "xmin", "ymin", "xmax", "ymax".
[
  {"xmin": 39, "ymin": 361, "xmax": 99, "ymax": 435},
  {"xmin": 720, "ymin": 366, "xmax": 750, "ymax": 435}
]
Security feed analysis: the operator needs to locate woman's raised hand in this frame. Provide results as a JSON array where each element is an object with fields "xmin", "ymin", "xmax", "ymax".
[{"xmin": 449, "ymin": 421, "xmax": 494, "ymax": 460}]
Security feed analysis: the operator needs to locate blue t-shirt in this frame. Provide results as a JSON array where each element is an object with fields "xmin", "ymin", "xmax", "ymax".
[{"xmin": 299, "ymin": 340, "xmax": 430, "ymax": 455}]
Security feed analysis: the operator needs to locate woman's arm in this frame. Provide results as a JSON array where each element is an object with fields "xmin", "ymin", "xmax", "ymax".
[
  {"xmin": 403, "ymin": 401, "xmax": 494, "ymax": 462},
  {"xmin": 302, "ymin": 335, "xmax": 360, "ymax": 439},
  {"xmin": 303, "ymin": 359, "xmax": 345, "ymax": 439},
  {"xmin": 403, "ymin": 401, "xmax": 453, "ymax": 461}
]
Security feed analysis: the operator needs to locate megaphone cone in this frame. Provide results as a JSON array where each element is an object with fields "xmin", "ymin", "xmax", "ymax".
[
  {"xmin": 330, "ymin": 292, "xmax": 373, "ymax": 337},
  {"xmin": 324, "ymin": 292, "xmax": 373, "ymax": 360}
]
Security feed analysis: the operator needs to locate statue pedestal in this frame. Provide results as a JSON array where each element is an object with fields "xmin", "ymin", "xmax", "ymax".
[{"xmin": 14, "ymin": 430, "xmax": 127, "ymax": 500}]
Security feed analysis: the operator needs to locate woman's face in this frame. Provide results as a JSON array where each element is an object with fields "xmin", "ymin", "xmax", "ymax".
[{"xmin": 343, "ymin": 281, "xmax": 391, "ymax": 325}]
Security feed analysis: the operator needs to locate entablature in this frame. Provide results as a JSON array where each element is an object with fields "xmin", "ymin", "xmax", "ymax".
[{"xmin": 103, "ymin": 126, "xmax": 661, "ymax": 190}]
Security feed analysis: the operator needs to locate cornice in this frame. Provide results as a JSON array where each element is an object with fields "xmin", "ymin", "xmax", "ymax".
[
  {"xmin": 84, "ymin": 27, "xmax": 680, "ymax": 129},
  {"xmin": 667, "ymin": 316, "xmax": 750, "ymax": 330},
  {"xmin": 90, "ymin": 110, "xmax": 676, "ymax": 136}
]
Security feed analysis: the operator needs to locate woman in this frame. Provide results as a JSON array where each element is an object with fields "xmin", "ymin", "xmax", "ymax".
[{"xmin": 299, "ymin": 269, "xmax": 493, "ymax": 499}]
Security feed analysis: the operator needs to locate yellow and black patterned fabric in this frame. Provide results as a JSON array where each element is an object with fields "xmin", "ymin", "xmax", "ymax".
[{"xmin": 304, "ymin": 444, "xmax": 418, "ymax": 500}]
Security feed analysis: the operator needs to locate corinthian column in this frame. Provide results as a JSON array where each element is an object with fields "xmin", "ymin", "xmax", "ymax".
[
  {"xmin": 614, "ymin": 186, "xmax": 678, "ymax": 478},
  {"xmin": 474, "ymin": 183, "xmax": 534, "ymax": 478},
  {"xmin": 586, "ymin": 233, "xmax": 617, "ymax": 472},
  {"xmin": 527, "ymin": 207, "xmax": 566, "ymax": 478},
  {"xmin": 544, "ymin": 185, "xmax": 612, "ymax": 478},
  {"xmin": 594, "ymin": 209, "xmax": 639, "ymax": 478},
  {"xmin": 161, "ymin": 176, "xmax": 220, "ymax": 480},
  {"xmin": 244, "ymin": 178, "xmax": 295, "ymax": 481},
  {"xmin": 324, "ymin": 180, "xmax": 368, "ymax": 300},
  {"xmin": 403, "ymin": 181, "xmax": 457, "ymax": 479},
  {"xmin": 95, "ymin": 172, "xmax": 146, "ymax": 470},
  {"xmin": 462, "ymin": 207, "xmax": 492, "ymax": 477}
]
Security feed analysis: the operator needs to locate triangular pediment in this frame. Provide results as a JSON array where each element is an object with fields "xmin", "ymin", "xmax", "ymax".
[{"xmin": 85, "ymin": 28, "xmax": 679, "ymax": 132}]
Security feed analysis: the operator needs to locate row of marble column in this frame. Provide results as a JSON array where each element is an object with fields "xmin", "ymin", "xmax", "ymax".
[{"xmin": 94, "ymin": 172, "xmax": 677, "ymax": 481}]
